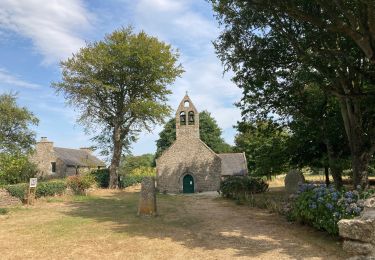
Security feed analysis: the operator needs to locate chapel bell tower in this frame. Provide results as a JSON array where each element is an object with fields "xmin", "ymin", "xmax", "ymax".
[{"xmin": 176, "ymin": 93, "xmax": 199, "ymax": 139}]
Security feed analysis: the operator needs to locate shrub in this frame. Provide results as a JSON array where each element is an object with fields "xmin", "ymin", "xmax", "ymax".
[
  {"xmin": 289, "ymin": 184, "xmax": 375, "ymax": 235},
  {"xmin": 91, "ymin": 169, "xmax": 110, "ymax": 188},
  {"xmin": 220, "ymin": 176, "xmax": 269, "ymax": 200},
  {"xmin": 67, "ymin": 174, "xmax": 95, "ymax": 195},
  {"xmin": 35, "ymin": 180, "xmax": 67, "ymax": 198},
  {"xmin": 5, "ymin": 183, "xmax": 27, "ymax": 200},
  {"xmin": 5, "ymin": 180, "xmax": 67, "ymax": 200},
  {"xmin": 0, "ymin": 153, "xmax": 37, "ymax": 185},
  {"xmin": 120, "ymin": 166, "xmax": 156, "ymax": 188},
  {"xmin": 0, "ymin": 208, "xmax": 8, "ymax": 215}
]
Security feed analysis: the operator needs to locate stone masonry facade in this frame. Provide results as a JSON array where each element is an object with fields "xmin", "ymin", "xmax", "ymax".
[
  {"xmin": 30, "ymin": 137, "xmax": 105, "ymax": 178},
  {"xmin": 156, "ymin": 94, "xmax": 245, "ymax": 193}
]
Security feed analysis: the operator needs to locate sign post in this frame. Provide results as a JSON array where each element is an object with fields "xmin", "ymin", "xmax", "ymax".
[{"xmin": 27, "ymin": 178, "xmax": 37, "ymax": 205}]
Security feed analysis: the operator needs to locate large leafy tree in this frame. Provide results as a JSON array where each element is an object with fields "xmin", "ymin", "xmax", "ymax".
[
  {"xmin": 234, "ymin": 120, "xmax": 289, "ymax": 179},
  {"xmin": 210, "ymin": 0, "xmax": 375, "ymax": 187},
  {"xmin": 0, "ymin": 93, "xmax": 38, "ymax": 154},
  {"xmin": 119, "ymin": 153, "xmax": 154, "ymax": 175},
  {"xmin": 155, "ymin": 110, "xmax": 232, "ymax": 158},
  {"xmin": 53, "ymin": 27, "xmax": 183, "ymax": 188},
  {"xmin": 0, "ymin": 93, "xmax": 38, "ymax": 184},
  {"xmin": 286, "ymin": 86, "xmax": 350, "ymax": 188},
  {"xmin": 252, "ymin": 1, "xmax": 375, "ymax": 63}
]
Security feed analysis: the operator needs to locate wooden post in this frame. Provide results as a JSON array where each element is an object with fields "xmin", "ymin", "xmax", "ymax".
[{"xmin": 27, "ymin": 178, "xmax": 38, "ymax": 205}]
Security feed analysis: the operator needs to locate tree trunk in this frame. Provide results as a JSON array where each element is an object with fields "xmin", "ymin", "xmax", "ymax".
[
  {"xmin": 338, "ymin": 97, "xmax": 369, "ymax": 188},
  {"xmin": 324, "ymin": 166, "xmax": 330, "ymax": 186},
  {"xmin": 109, "ymin": 125, "xmax": 123, "ymax": 189},
  {"xmin": 325, "ymin": 139, "xmax": 343, "ymax": 189}
]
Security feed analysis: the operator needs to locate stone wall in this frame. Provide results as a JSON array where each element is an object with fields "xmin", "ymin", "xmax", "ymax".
[
  {"xmin": 156, "ymin": 137, "xmax": 221, "ymax": 193},
  {"xmin": 30, "ymin": 138, "xmax": 56, "ymax": 177},
  {"xmin": 338, "ymin": 195, "xmax": 375, "ymax": 259}
]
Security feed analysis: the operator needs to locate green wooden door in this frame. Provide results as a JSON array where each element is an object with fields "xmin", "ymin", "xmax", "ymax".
[{"xmin": 183, "ymin": 174, "xmax": 194, "ymax": 193}]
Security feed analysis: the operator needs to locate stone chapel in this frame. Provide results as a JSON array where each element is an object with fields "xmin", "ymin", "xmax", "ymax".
[{"xmin": 156, "ymin": 94, "xmax": 248, "ymax": 193}]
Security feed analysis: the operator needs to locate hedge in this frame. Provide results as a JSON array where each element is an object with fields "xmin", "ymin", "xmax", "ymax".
[
  {"xmin": 5, "ymin": 180, "xmax": 67, "ymax": 200},
  {"xmin": 220, "ymin": 176, "xmax": 269, "ymax": 200}
]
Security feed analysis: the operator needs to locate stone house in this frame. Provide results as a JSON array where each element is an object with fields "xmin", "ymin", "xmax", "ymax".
[
  {"xmin": 31, "ymin": 137, "xmax": 106, "ymax": 177},
  {"xmin": 156, "ymin": 94, "xmax": 248, "ymax": 193}
]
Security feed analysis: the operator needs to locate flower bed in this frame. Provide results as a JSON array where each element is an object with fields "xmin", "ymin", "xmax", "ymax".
[{"xmin": 289, "ymin": 184, "xmax": 374, "ymax": 235}]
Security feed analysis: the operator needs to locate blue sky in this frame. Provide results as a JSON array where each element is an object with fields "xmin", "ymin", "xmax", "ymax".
[{"xmin": 0, "ymin": 0, "xmax": 241, "ymax": 157}]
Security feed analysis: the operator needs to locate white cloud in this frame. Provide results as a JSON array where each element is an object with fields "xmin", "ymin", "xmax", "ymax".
[
  {"xmin": 0, "ymin": 67, "xmax": 41, "ymax": 88},
  {"xmin": 0, "ymin": 0, "xmax": 94, "ymax": 64}
]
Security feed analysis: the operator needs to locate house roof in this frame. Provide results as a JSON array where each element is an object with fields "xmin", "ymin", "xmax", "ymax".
[
  {"xmin": 53, "ymin": 147, "xmax": 106, "ymax": 167},
  {"xmin": 218, "ymin": 153, "xmax": 248, "ymax": 176}
]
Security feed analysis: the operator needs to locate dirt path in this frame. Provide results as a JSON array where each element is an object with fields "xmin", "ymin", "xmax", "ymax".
[
  {"xmin": 180, "ymin": 194, "xmax": 345, "ymax": 259},
  {"xmin": 0, "ymin": 189, "xmax": 346, "ymax": 260}
]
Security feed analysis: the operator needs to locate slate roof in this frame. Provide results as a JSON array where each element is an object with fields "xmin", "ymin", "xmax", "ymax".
[
  {"xmin": 53, "ymin": 147, "xmax": 105, "ymax": 167},
  {"xmin": 218, "ymin": 153, "xmax": 248, "ymax": 176}
]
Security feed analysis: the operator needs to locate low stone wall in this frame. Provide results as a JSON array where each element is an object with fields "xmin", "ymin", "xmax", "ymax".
[
  {"xmin": 0, "ymin": 189, "xmax": 22, "ymax": 207},
  {"xmin": 338, "ymin": 195, "xmax": 375, "ymax": 259}
]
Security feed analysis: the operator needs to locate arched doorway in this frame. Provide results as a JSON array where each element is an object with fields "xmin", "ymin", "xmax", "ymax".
[{"xmin": 183, "ymin": 174, "xmax": 194, "ymax": 193}]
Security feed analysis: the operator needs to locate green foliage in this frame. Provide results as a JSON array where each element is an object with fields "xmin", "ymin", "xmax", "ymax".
[
  {"xmin": 0, "ymin": 208, "xmax": 8, "ymax": 215},
  {"xmin": 119, "ymin": 154, "xmax": 154, "ymax": 175},
  {"xmin": 0, "ymin": 153, "xmax": 37, "ymax": 185},
  {"xmin": 67, "ymin": 174, "xmax": 95, "ymax": 195},
  {"xmin": 120, "ymin": 166, "xmax": 156, "ymax": 188},
  {"xmin": 155, "ymin": 110, "xmax": 232, "ymax": 158},
  {"xmin": 235, "ymin": 121, "xmax": 288, "ymax": 178},
  {"xmin": 210, "ymin": 0, "xmax": 375, "ymax": 187},
  {"xmin": 220, "ymin": 176, "xmax": 268, "ymax": 201},
  {"xmin": 289, "ymin": 184, "xmax": 375, "ymax": 235},
  {"xmin": 5, "ymin": 180, "xmax": 67, "ymax": 200},
  {"xmin": 91, "ymin": 169, "xmax": 110, "ymax": 188},
  {"xmin": 5, "ymin": 183, "xmax": 27, "ymax": 200},
  {"xmin": 0, "ymin": 93, "xmax": 38, "ymax": 154},
  {"xmin": 52, "ymin": 26, "xmax": 183, "ymax": 188},
  {"xmin": 35, "ymin": 180, "xmax": 67, "ymax": 198},
  {"xmin": 0, "ymin": 93, "xmax": 39, "ymax": 185}
]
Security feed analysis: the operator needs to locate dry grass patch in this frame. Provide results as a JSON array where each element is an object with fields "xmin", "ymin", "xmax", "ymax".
[{"xmin": 0, "ymin": 188, "xmax": 346, "ymax": 259}]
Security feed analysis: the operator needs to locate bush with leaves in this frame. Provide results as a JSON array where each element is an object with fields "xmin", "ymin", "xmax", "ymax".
[
  {"xmin": 5, "ymin": 183, "xmax": 28, "ymax": 200},
  {"xmin": 289, "ymin": 184, "xmax": 375, "ymax": 235},
  {"xmin": 91, "ymin": 169, "xmax": 110, "ymax": 188},
  {"xmin": 0, "ymin": 153, "xmax": 37, "ymax": 185},
  {"xmin": 120, "ymin": 166, "xmax": 156, "ymax": 188},
  {"xmin": 67, "ymin": 174, "xmax": 95, "ymax": 195},
  {"xmin": 35, "ymin": 180, "xmax": 66, "ymax": 198},
  {"xmin": 220, "ymin": 176, "xmax": 269, "ymax": 200},
  {"xmin": 5, "ymin": 180, "xmax": 67, "ymax": 200}
]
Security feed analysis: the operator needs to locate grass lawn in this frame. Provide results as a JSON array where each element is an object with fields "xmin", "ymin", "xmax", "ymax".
[{"xmin": 0, "ymin": 187, "xmax": 346, "ymax": 259}]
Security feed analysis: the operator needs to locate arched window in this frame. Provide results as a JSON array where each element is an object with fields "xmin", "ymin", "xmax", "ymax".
[
  {"xmin": 188, "ymin": 111, "xmax": 195, "ymax": 125},
  {"xmin": 180, "ymin": 111, "xmax": 186, "ymax": 125},
  {"xmin": 184, "ymin": 100, "xmax": 190, "ymax": 107}
]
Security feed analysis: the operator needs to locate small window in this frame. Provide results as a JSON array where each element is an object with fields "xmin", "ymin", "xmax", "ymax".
[
  {"xmin": 180, "ymin": 111, "xmax": 186, "ymax": 125},
  {"xmin": 188, "ymin": 111, "xmax": 195, "ymax": 125},
  {"xmin": 184, "ymin": 100, "xmax": 189, "ymax": 107},
  {"xmin": 51, "ymin": 162, "xmax": 56, "ymax": 173}
]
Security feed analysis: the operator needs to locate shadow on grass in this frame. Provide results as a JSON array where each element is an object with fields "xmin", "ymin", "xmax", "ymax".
[{"xmin": 63, "ymin": 190, "xmax": 345, "ymax": 259}]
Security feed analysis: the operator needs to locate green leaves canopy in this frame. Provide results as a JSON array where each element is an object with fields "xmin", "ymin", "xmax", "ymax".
[{"xmin": 52, "ymin": 27, "xmax": 183, "ymax": 188}]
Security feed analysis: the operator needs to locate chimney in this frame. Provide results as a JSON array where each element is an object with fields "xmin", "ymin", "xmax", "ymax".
[
  {"xmin": 36, "ymin": 137, "xmax": 54, "ymax": 154},
  {"xmin": 80, "ymin": 147, "xmax": 92, "ymax": 154},
  {"xmin": 40, "ymin": 137, "xmax": 49, "ymax": 142}
]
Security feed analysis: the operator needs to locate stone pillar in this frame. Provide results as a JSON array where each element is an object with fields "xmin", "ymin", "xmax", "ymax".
[
  {"xmin": 284, "ymin": 169, "xmax": 305, "ymax": 194},
  {"xmin": 137, "ymin": 177, "xmax": 157, "ymax": 216},
  {"xmin": 338, "ymin": 195, "xmax": 375, "ymax": 259}
]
